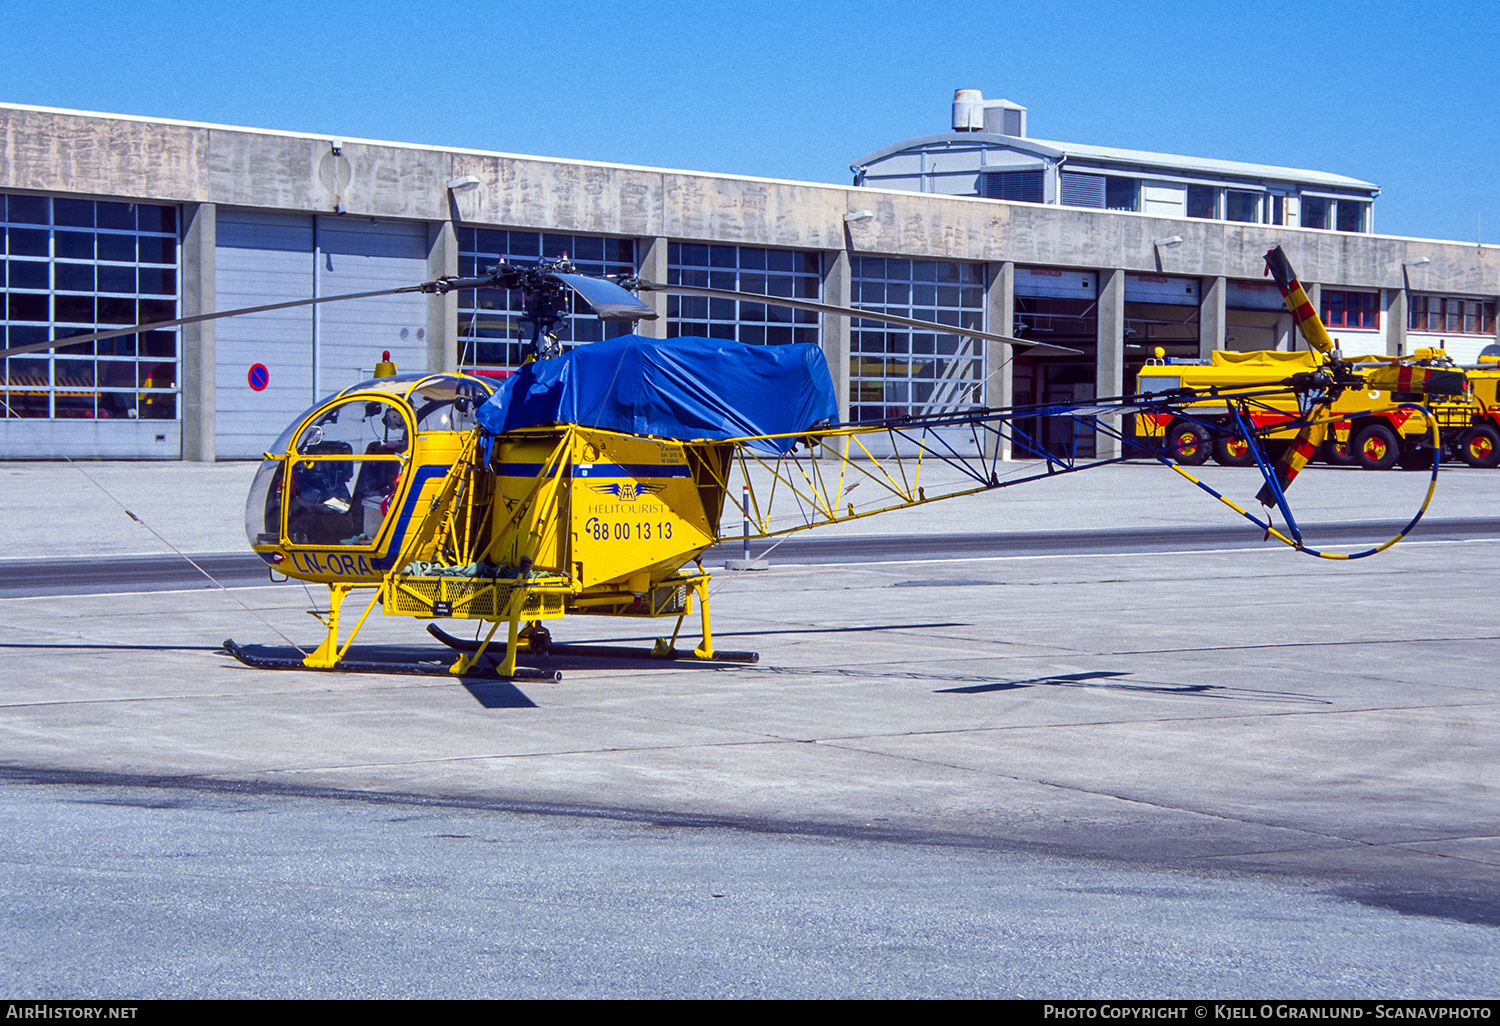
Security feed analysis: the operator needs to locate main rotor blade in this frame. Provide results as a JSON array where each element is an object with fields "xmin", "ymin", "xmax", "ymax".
[
  {"xmin": 549, "ymin": 272, "xmax": 659, "ymax": 321},
  {"xmin": 0, "ymin": 285, "xmax": 425, "ymax": 360},
  {"xmin": 636, "ymin": 279, "xmax": 1082, "ymax": 357}
]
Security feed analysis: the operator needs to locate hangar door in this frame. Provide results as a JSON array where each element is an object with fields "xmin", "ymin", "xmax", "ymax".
[{"xmin": 214, "ymin": 211, "xmax": 429, "ymax": 458}]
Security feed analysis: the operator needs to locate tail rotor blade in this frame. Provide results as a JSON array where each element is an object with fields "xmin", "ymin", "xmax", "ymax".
[{"xmin": 1255, "ymin": 420, "xmax": 1328, "ymax": 508}]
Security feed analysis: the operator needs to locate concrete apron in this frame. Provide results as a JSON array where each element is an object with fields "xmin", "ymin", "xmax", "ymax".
[{"xmin": 2, "ymin": 515, "xmax": 1497, "ymax": 924}]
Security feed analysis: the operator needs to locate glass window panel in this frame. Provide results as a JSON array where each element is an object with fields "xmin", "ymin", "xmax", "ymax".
[
  {"xmin": 936, "ymin": 285, "xmax": 960, "ymax": 307},
  {"xmin": 54, "ymin": 393, "xmax": 97, "ymax": 418},
  {"xmin": 541, "ymin": 234, "xmax": 571, "ymax": 258},
  {"xmin": 1300, "ymin": 196, "xmax": 1327, "ymax": 229},
  {"xmin": 136, "ymin": 267, "xmax": 176, "ymax": 295},
  {"xmin": 98, "ymin": 296, "xmax": 136, "ymax": 324},
  {"xmin": 6, "ymin": 195, "xmax": 49, "ymax": 224},
  {"xmin": 139, "ymin": 298, "xmax": 175, "ymax": 322},
  {"xmin": 54, "ymin": 231, "xmax": 93, "ymax": 259},
  {"xmin": 140, "ymin": 393, "xmax": 176, "ymax": 419},
  {"xmin": 55, "ymin": 359, "xmax": 95, "ymax": 386},
  {"xmin": 8, "ymin": 227, "xmax": 48, "ymax": 256},
  {"xmin": 936, "ymin": 262, "xmax": 960, "ymax": 284},
  {"xmin": 711, "ymin": 246, "xmax": 737, "ymax": 268},
  {"xmin": 53, "ymin": 199, "xmax": 93, "ymax": 227},
  {"xmin": 9, "ymin": 293, "xmax": 48, "ymax": 321},
  {"xmin": 55, "ymin": 330, "xmax": 94, "ymax": 356},
  {"xmin": 7, "ymin": 357, "xmax": 50, "ymax": 385},
  {"xmin": 141, "ymin": 331, "xmax": 175, "ymax": 357},
  {"xmin": 140, "ymin": 236, "xmax": 175, "ymax": 264},
  {"xmin": 1188, "ymin": 185, "xmax": 1218, "ymax": 219},
  {"xmin": 570, "ymin": 236, "xmax": 603, "ymax": 262},
  {"xmin": 474, "ymin": 228, "xmax": 504, "ymax": 253},
  {"xmin": 98, "ymin": 333, "xmax": 136, "ymax": 357},
  {"xmin": 8, "ymin": 325, "xmax": 46, "ymax": 347},
  {"xmin": 1225, "ymin": 191, "xmax": 1260, "ymax": 223},
  {"xmin": 139, "ymin": 205, "xmax": 176, "ymax": 233},
  {"xmin": 98, "ymin": 392, "xmax": 137, "ymax": 419},
  {"xmin": 55, "ymin": 262, "xmax": 94, "ymax": 291},
  {"xmin": 739, "ymin": 325, "xmax": 765, "ymax": 345},
  {"xmin": 766, "ymin": 250, "xmax": 792, "ymax": 272},
  {"xmin": 98, "ymin": 361, "xmax": 137, "ymax": 387},
  {"xmin": 678, "ymin": 244, "xmax": 708, "ymax": 266},
  {"xmin": 140, "ymin": 360, "xmax": 176, "ymax": 387},
  {"xmin": 7, "ymin": 260, "xmax": 47, "ymax": 288},
  {"xmin": 908, "ymin": 261, "xmax": 932, "ymax": 282},
  {"xmin": 1105, "ymin": 177, "xmax": 1140, "ymax": 212},
  {"xmin": 708, "ymin": 297, "xmax": 734, "ymax": 320},
  {"xmin": 1336, "ymin": 201, "xmax": 1366, "ymax": 233},
  {"xmin": 96, "ymin": 202, "xmax": 134, "ymax": 230},
  {"xmin": 97, "ymin": 234, "xmax": 136, "ymax": 262}
]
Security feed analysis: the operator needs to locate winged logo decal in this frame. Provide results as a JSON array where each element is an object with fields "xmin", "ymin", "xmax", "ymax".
[{"xmin": 590, "ymin": 482, "xmax": 664, "ymax": 501}]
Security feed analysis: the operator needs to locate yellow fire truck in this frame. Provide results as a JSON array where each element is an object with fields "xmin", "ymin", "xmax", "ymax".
[{"xmin": 1136, "ymin": 347, "xmax": 1500, "ymax": 470}]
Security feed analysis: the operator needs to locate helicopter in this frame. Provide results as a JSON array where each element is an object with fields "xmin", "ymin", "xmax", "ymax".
[{"xmin": 2, "ymin": 247, "xmax": 1453, "ymax": 680}]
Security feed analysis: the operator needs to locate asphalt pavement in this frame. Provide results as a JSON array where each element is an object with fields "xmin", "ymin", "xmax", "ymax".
[{"xmin": 1, "ymin": 457, "xmax": 1498, "ymax": 998}]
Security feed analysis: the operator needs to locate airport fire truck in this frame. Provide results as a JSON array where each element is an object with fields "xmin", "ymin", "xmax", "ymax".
[{"xmin": 1136, "ymin": 347, "xmax": 1500, "ymax": 470}]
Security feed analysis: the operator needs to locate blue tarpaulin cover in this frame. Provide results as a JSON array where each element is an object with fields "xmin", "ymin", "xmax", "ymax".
[{"xmin": 475, "ymin": 335, "xmax": 838, "ymax": 454}]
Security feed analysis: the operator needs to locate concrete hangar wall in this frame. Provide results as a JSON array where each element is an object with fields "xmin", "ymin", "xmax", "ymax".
[{"xmin": 3, "ymin": 102, "xmax": 1500, "ymax": 461}]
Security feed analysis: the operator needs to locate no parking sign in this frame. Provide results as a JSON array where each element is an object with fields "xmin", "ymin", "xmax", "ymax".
[{"xmin": 247, "ymin": 364, "xmax": 269, "ymax": 391}]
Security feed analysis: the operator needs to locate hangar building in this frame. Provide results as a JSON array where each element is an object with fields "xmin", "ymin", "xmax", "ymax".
[{"xmin": 2, "ymin": 92, "xmax": 1497, "ymax": 461}]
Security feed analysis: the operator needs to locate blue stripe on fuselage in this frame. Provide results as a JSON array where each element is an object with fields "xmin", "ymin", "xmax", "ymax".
[
  {"xmin": 495, "ymin": 462, "xmax": 691, "ymax": 478},
  {"xmin": 370, "ymin": 463, "xmax": 455, "ymax": 571}
]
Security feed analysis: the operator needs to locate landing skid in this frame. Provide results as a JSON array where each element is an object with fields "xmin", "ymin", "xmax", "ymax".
[
  {"xmin": 221, "ymin": 638, "xmax": 563, "ymax": 681},
  {"xmin": 425, "ymin": 625, "xmax": 759, "ymax": 664}
]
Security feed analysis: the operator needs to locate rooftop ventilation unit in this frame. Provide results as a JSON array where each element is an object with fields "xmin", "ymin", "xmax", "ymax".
[
  {"xmin": 952, "ymin": 89, "xmax": 985, "ymax": 131},
  {"xmin": 951, "ymin": 89, "xmax": 1028, "ymax": 137}
]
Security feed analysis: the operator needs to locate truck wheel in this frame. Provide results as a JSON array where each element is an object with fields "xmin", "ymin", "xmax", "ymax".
[
  {"xmin": 1321, "ymin": 440, "xmax": 1357, "ymax": 466},
  {"xmin": 1353, "ymin": 424, "xmax": 1399, "ymax": 470},
  {"xmin": 1164, "ymin": 421, "xmax": 1211, "ymax": 465},
  {"xmin": 1213, "ymin": 435, "xmax": 1255, "ymax": 467},
  {"xmin": 1460, "ymin": 425, "xmax": 1500, "ymax": 468}
]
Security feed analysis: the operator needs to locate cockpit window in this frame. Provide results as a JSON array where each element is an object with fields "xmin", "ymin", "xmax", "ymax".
[
  {"xmin": 283, "ymin": 399, "xmax": 411, "ymax": 547},
  {"xmin": 410, "ymin": 375, "xmax": 494, "ymax": 433},
  {"xmin": 295, "ymin": 399, "xmax": 410, "ymax": 455}
]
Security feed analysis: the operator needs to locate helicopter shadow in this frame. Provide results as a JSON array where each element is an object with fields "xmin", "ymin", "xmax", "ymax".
[{"xmin": 221, "ymin": 641, "xmax": 542, "ymax": 708}]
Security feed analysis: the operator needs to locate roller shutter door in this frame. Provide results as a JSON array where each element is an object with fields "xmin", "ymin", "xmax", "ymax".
[{"xmin": 214, "ymin": 212, "xmax": 429, "ymax": 458}]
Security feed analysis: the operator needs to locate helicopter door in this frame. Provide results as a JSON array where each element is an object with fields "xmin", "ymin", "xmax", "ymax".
[{"xmin": 285, "ymin": 398, "xmax": 411, "ymax": 547}]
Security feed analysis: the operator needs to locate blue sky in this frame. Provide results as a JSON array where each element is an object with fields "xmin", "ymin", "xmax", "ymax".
[{"xmin": 3, "ymin": 0, "xmax": 1496, "ymax": 243}]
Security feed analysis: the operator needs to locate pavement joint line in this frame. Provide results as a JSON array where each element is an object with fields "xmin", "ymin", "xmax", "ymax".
[
  {"xmin": 801, "ymin": 738, "xmax": 1390, "ymax": 850},
  {"xmin": 757, "ymin": 536, "xmax": 1500, "ymax": 567},
  {"xmin": 1107, "ymin": 634, "xmax": 1500, "ymax": 655},
  {"xmin": 248, "ymin": 736, "xmax": 834, "ymax": 775},
  {"xmin": 797, "ymin": 697, "xmax": 1499, "ymax": 741},
  {"xmin": 3, "ymin": 763, "xmax": 1305, "ymax": 859}
]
